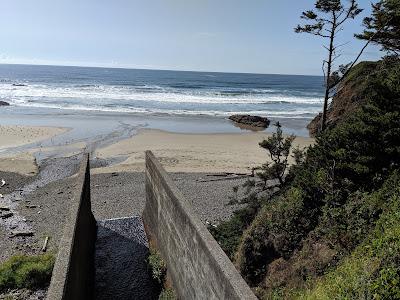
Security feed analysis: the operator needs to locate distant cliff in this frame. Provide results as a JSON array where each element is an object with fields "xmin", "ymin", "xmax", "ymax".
[{"xmin": 307, "ymin": 61, "xmax": 382, "ymax": 136}]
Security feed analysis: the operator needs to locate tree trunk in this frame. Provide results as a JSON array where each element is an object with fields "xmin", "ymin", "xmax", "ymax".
[{"xmin": 321, "ymin": 15, "xmax": 336, "ymax": 132}]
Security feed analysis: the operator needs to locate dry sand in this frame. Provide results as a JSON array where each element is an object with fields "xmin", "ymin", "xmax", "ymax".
[
  {"xmin": 0, "ymin": 152, "xmax": 38, "ymax": 176},
  {"xmin": 95, "ymin": 129, "xmax": 315, "ymax": 174},
  {"xmin": 0, "ymin": 125, "xmax": 314, "ymax": 174},
  {"xmin": 0, "ymin": 125, "xmax": 69, "ymax": 175},
  {"xmin": 0, "ymin": 125, "xmax": 67, "ymax": 150}
]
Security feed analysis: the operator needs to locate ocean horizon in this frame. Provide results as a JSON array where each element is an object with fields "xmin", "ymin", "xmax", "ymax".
[{"xmin": 0, "ymin": 64, "xmax": 324, "ymax": 120}]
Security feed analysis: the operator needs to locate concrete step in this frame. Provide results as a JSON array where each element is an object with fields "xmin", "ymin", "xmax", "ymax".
[{"xmin": 94, "ymin": 216, "xmax": 159, "ymax": 300}]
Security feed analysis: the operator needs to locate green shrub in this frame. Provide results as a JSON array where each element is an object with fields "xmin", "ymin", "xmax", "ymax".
[
  {"xmin": 236, "ymin": 187, "xmax": 312, "ymax": 284},
  {"xmin": 233, "ymin": 58, "xmax": 400, "ymax": 294},
  {"xmin": 299, "ymin": 173, "xmax": 400, "ymax": 299},
  {"xmin": 147, "ymin": 248, "xmax": 167, "ymax": 284},
  {"xmin": 147, "ymin": 248, "xmax": 178, "ymax": 299},
  {"xmin": 208, "ymin": 197, "xmax": 260, "ymax": 259},
  {"xmin": 0, "ymin": 254, "xmax": 55, "ymax": 292},
  {"xmin": 316, "ymin": 171, "xmax": 400, "ymax": 251},
  {"xmin": 159, "ymin": 288, "xmax": 177, "ymax": 300},
  {"xmin": 369, "ymin": 264, "xmax": 400, "ymax": 300}
]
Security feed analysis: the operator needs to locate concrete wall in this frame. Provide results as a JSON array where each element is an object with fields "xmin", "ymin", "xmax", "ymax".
[
  {"xmin": 143, "ymin": 151, "xmax": 257, "ymax": 300},
  {"xmin": 47, "ymin": 154, "xmax": 97, "ymax": 300}
]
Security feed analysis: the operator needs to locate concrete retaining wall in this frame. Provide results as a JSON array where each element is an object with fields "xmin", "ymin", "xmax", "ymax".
[
  {"xmin": 47, "ymin": 154, "xmax": 97, "ymax": 300},
  {"xmin": 143, "ymin": 151, "xmax": 257, "ymax": 300}
]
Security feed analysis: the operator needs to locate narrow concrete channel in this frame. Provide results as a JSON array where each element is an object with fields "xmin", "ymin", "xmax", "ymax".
[{"xmin": 94, "ymin": 216, "xmax": 159, "ymax": 300}]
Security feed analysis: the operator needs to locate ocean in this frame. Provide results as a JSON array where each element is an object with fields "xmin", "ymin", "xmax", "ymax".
[{"xmin": 0, "ymin": 64, "xmax": 324, "ymax": 120}]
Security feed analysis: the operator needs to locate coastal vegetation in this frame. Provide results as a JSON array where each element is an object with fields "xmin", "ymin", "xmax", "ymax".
[
  {"xmin": 0, "ymin": 254, "xmax": 55, "ymax": 292},
  {"xmin": 210, "ymin": 1, "xmax": 400, "ymax": 296},
  {"xmin": 148, "ymin": 248, "xmax": 167, "ymax": 285},
  {"xmin": 356, "ymin": 0, "xmax": 400, "ymax": 54},
  {"xmin": 211, "ymin": 55, "xmax": 400, "ymax": 299},
  {"xmin": 209, "ymin": 122, "xmax": 297, "ymax": 259},
  {"xmin": 295, "ymin": 0, "xmax": 363, "ymax": 132},
  {"xmin": 147, "ymin": 248, "xmax": 177, "ymax": 300}
]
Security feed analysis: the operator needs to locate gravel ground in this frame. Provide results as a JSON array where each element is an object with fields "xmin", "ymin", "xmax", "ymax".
[
  {"xmin": 0, "ymin": 164, "xmax": 247, "ymax": 299},
  {"xmin": 0, "ymin": 289, "xmax": 46, "ymax": 300},
  {"xmin": 95, "ymin": 217, "xmax": 159, "ymax": 300},
  {"xmin": 91, "ymin": 172, "xmax": 246, "ymax": 223},
  {"xmin": 1, "ymin": 169, "xmax": 246, "ymax": 263},
  {"xmin": 0, "ymin": 176, "xmax": 76, "ymax": 262},
  {"xmin": 0, "ymin": 171, "xmax": 33, "ymax": 196},
  {"xmin": 0, "ymin": 171, "xmax": 34, "ymax": 263},
  {"xmin": 0, "ymin": 154, "xmax": 82, "ymax": 263},
  {"xmin": 173, "ymin": 173, "xmax": 247, "ymax": 223}
]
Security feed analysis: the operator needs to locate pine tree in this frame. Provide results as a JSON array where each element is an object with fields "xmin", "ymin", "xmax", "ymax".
[
  {"xmin": 356, "ymin": 0, "xmax": 400, "ymax": 55},
  {"xmin": 258, "ymin": 122, "xmax": 295, "ymax": 187},
  {"xmin": 295, "ymin": 0, "xmax": 363, "ymax": 132}
]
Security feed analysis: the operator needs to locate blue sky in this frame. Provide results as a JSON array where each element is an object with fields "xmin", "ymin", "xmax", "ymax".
[{"xmin": 0, "ymin": 0, "xmax": 382, "ymax": 75}]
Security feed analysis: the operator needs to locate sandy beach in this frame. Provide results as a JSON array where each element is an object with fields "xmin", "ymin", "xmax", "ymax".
[
  {"xmin": 95, "ymin": 129, "xmax": 314, "ymax": 173},
  {"xmin": 0, "ymin": 125, "xmax": 67, "ymax": 151},
  {"xmin": 0, "ymin": 121, "xmax": 314, "ymax": 285},
  {"xmin": 0, "ymin": 123, "xmax": 314, "ymax": 175},
  {"xmin": 0, "ymin": 101, "xmax": 314, "ymax": 299},
  {"xmin": 0, "ymin": 125, "xmax": 69, "ymax": 175}
]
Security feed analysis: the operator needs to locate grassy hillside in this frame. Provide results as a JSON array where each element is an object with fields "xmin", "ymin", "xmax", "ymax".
[
  {"xmin": 302, "ymin": 173, "xmax": 400, "ymax": 299},
  {"xmin": 211, "ymin": 57, "xmax": 400, "ymax": 299}
]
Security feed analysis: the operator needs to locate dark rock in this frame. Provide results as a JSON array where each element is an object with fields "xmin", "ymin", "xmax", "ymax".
[
  {"xmin": 10, "ymin": 231, "xmax": 34, "ymax": 237},
  {"xmin": 229, "ymin": 114, "xmax": 270, "ymax": 128},
  {"xmin": 1, "ymin": 212, "xmax": 13, "ymax": 219},
  {"xmin": 0, "ymin": 100, "xmax": 10, "ymax": 106},
  {"xmin": 25, "ymin": 205, "xmax": 38, "ymax": 209}
]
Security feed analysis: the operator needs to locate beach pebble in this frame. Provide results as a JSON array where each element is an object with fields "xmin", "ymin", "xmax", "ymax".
[
  {"xmin": 1, "ymin": 212, "xmax": 14, "ymax": 219},
  {"xmin": 26, "ymin": 204, "xmax": 38, "ymax": 208},
  {"xmin": 10, "ymin": 231, "xmax": 34, "ymax": 238}
]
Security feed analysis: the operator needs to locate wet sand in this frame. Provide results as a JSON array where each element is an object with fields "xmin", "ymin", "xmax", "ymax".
[{"xmin": 0, "ymin": 111, "xmax": 314, "ymax": 175}]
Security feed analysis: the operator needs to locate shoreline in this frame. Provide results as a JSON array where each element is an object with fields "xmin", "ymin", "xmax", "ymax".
[
  {"xmin": 0, "ymin": 106, "xmax": 313, "ymax": 136},
  {"xmin": 0, "ymin": 120, "xmax": 314, "ymax": 175}
]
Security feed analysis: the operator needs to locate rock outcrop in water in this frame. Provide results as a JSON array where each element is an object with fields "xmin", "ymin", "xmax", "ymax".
[
  {"xmin": 229, "ymin": 114, "xmax": 270, "ymax": 128},
  {"xmin": 0, "ymin": 101, "xmax": 10, "ymax": 106}
]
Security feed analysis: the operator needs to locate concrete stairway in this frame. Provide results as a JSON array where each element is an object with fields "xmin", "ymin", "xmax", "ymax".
[{"xmin": 94, "ymin": 216, "xmax": 159, "ymax": 300}]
